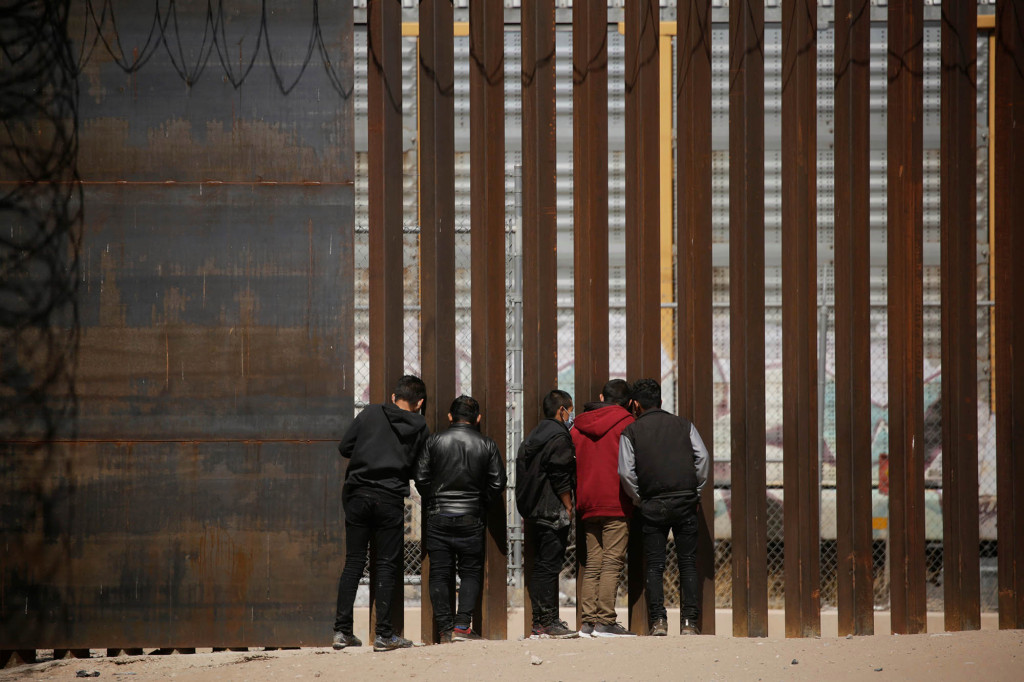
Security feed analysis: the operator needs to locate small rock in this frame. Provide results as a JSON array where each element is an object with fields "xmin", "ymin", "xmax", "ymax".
[
  {"xmin": 874, "ymin": 668, "xmax": 883, "ymax": 672},
  {"xmin": 791, "ymin": 659, "xmax": 799, "ymax": 665},
  {"xmin": 531, "ymin": 655, "xmax": 543, "ymax": 666},
  {"xmin": 846, "ymin": 634, "xmax": 853, "ymax": 639}
]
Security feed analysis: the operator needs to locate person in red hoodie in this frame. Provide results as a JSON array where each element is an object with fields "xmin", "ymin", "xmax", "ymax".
[{"xmin": 571, "ymin": 379, "xmax": 637, "ymax": 637}]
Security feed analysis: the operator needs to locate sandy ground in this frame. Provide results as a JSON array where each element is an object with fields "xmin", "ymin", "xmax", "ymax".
[{"xmin": 4, "ymin": 610, "xmax": 1022, "ymax": 682}]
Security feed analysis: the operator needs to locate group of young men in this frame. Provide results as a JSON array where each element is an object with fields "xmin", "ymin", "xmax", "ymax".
[{"xmin": 331, "ymin": 374, "xmax": 709, "ymax": 652}]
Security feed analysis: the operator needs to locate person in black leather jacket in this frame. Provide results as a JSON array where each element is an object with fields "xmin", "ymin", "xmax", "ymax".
[{"xmin": 415, "ymin": 395, "xmax": 506, "ymax": 642}]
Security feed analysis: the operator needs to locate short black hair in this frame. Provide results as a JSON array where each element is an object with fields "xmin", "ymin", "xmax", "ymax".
[
  {"xmin": 542, "ymin": 389, "xmax": 573, "ymax": 418},
  {"xmin": 630, "ymin": 378, "xmax": 661, "ymax": 409},
  {"xmin": 449, "ymin": 395, "xmax": 480, "ymax": 423},
  {"xmin": 393, "ymin": 375, "xmax": 427, "ymax": 405},
  {"xmin": 602, "ymin": 378, "xmax": 631, "ymax": 407}
]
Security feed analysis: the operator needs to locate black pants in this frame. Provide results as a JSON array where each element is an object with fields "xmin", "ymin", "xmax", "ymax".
[
  {"xmin": 424, "ymin": 514, "xmax": 486, "ymax": 633},
  {"xmin": 528, "ymin": 522, "xmax": 569, "ymax": 626},
  {"xmin": 334, "ymin": 493, "xmax": 405, "ymax": 637},
  {"xmin": 641, "ymin": 495, "xmax": 699, "ymax": 623}
]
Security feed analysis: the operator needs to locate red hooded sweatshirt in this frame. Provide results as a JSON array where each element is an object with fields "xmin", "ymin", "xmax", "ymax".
[{"xmin": 572, "ymin": 402, "xmax": 635, "ymax": 519}]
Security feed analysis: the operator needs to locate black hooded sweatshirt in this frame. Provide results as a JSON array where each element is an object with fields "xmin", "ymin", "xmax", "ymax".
[
  {"xmin": 339, "ymin": 403, "xmax": 429, "ymax": 503},
  {"xmin": 515, "ymin": 418, "xmax": 575, "ymax": 527}
]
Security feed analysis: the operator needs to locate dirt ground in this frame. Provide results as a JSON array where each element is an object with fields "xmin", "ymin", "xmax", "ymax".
[{"xmin": 4, "ymin": 610, "xmax": 1022, "ymax": 682}]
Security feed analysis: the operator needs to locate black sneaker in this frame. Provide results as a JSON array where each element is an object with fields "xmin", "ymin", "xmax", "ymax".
[
  {"xmin": 593, "ymin": 622, "xmax": 637, "ymax": 637},
  {"xmin": 680, "ymin": 618, "xmax": 700, "ymax": 635},
  {"xmin": 332, "ymin": 632, "xmax": 362, "ymax": 650},
  {"xmin": 439, "ymin": 630, "xmax": 453, "ymax": 644},
  {"xmin": 373, "ymin": 634, "xmax": 413, "ymax": 652},
  {"xmin": 452, "ymin": 626, "xmax": 482, "ymax": 641},
  {"xmin": 578, "ymin": 622, "xmax": 595, "ymax": 638},
  {"xmin": 532, "ymin": 620, "xmax": 579, "ymax": 639},
  {"xmin": 649, "ymin": 618, "xmax": 668, "ymax": 636}
]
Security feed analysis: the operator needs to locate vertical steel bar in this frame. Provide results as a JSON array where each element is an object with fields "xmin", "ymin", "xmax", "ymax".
[
  {"xmin": 521, "ymin": 0, "xmax": 557, "ymax": 461},
  {"xmin": 677, "ymin": 0, "xmax": 715, "ymax": 636},
  {"xmin": 994, "ymin": 0, "xmax": 1024, "ymax": 631},
  {"xmin": 523, "ymin": 0, "xmax": 558, "ymax": 637},
  {"xmin": 418, "ymin": 0, "xmax": 456, "ymax": 644},
  {"xmin": 624, "ymin": 0, "xmax": 662, "ymax": 383},
  {"xmin": 781, "ymin": 0, "xmax": 820, "ymax": 639},
  {"xmin": 469, "ymin": 0, "xmax": 508, "ymax": 641},
  {"xmin": 833, "ymin": 0, "xmax": 874, "ymax": 638},
  {"xmin": 366, "ymin": 0, "xmax": 405, "ymax": 639},
  {"xmin": 887, "ymin": 0, "xmax": 927, "ymax": 636},
  {"xmin": 940, "ymin": 0, "xmax": 980, "ymax": 633},
  {"xmin": 573, "ymin": 1, "xmax": 609, "ymax": 414},
  {"xmin": 624, "ymin": 0, "xmax": 660, "ymax": 635},
  {"xmin": 729, "ymin": 0, "xmax": 768, "ymax": 638}
]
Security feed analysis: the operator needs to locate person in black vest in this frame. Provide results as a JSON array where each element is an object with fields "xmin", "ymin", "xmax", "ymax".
[
  {"xmin": 415, "ymin": 395, "xmax": 506, "ymax": 643},
  {"xmin": 515, "ymin": 389, "xmax": 578, "ymax": 639},
  {"xmin": 618, "ymin": 378, "xmax": 709, "ymax": 636},
  {"xmin": 333, "ymin": 375, "xmax": 429, "ymax": 652}
]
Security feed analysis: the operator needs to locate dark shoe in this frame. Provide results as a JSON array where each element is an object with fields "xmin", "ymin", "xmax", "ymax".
[
  {"xmin": 578, "ymin": 622, "xmax": 595, "ymax": 638},
  {"xmin": 532, "ymin": 620, "xmax": 579, "ymax": 639},
  {"xmin": 332, "ymin": 632, "xmax": 362, "ymax": 650},
  {"xmin": 680, "ymin": 618, "xmax": 700, "ymax": 635},
  {"xmin": 593, "ymin": 622, "xmax": 637, "ymax": 637},
  {"xmin": 439, "ymin": 630, "xmax": 453, "ymax": 644},
  {"xmin": 649, "ymin": 618, "xmax": 668, "ymax": 637},
  {"xmin": 373, "ymin": 634, "xmax": 413, "ymax": 652},
  {"xmin": 452, "ymin": 626, "xmax": 482, "ymax": 641}
]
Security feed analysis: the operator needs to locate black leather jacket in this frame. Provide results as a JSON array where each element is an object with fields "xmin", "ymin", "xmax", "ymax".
[{"xmin": 414, "ymin": 422, "xmax": 507, "ymax": 518}]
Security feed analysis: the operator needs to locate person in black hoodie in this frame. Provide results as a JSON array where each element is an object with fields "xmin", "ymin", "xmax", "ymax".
[
  {"xmin": 618, "ymin": 378, "xmax": 709, "ymax": 637},
  {"xmin": 515, "ymin": 389, "xmax": 578, "ymax": 639},
  {"xmin": 333, "ymin": 375, "xmax": 429, "ymax": 652},
  {"xmin": 415, "ymin": 395, "xmax": 506, "ymax": 643}
]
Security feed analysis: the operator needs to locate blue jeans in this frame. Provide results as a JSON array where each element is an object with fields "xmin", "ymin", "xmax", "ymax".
[
  {"xmin": 424, "ymin": 514, "xmax": 486, "ymax": 632},
  {"xmin": 641, "ymin": 495, "xmax": 699, "ymax": 622},
  {"xmin": 334, "ymin": 493, "xmax": 405, "ymax": 637}
]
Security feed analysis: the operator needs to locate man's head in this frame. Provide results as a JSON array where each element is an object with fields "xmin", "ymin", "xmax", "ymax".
[
  {"xmin": 542, "ymin": 389, "xmax": 574, "ymax": 423},
  {"xmin": 629, "ymin": 378, "xmax": 661, "ymax": 414},
  {"xmin": 392, "ymin": 375, "xmax": 427, "ymax": 414},
  {"xmin": 448, "ymin": 394, "xmax": 481, "ymax": 425},
  {"xmin": 600, "ymin": 378, "xmax": 631, "ymax": 408}
]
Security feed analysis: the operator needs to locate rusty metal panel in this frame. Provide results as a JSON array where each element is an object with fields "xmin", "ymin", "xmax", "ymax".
[
  {"xmin": 729, "ymin": 0, "xmax": 768, "ymax": 639},
  {"xmin": 994, "ymin": 0, "xmax": 1024, "ymax": 631},
  {"xmin": 940, "ymin": 0, "xmax": 980, "ymax": 633},
  {"xmin": 887, "ymin": 0, "xmax": 927, "ymax": 636},
  {"xmin": 3, "ymin": 441, "xmax": 344, "ymax": 649},
  {"xmin": 572, "ymin": 1, "xmax": 609, "ymax": 416},
  {"xmin": 833, "ymin": 0, "xmax": 874, "ymax": 638},
  {"xmin": 1, "ymin": 0, "xmax": 355, "ymax": 649},
  {"xmin": 469, "ymin": 0, "xmax": 507, "ymax": 641},
  {"xmin": 781, "ymin": 0, "xmax": 820, "ymax": 639},
  {"xmin": 676, "ymin": 0, "xmax": 715, "ymax": 637},
  {"xmin": 417, "ymin": 0, "xmax": 456, "ymax": 644}
]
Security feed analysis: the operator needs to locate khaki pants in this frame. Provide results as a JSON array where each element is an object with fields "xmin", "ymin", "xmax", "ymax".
[{"xmin": 579, "ymin": 517, "xmax": 629, "ymax": 625}]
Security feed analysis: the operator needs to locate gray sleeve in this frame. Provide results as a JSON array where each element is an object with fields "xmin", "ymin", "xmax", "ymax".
[
  {"xmin": 618, "ymin": 431, "xmax": 641, "ymax": 505},
  {"xmin": 691, "ymin": 423, "xmax": 709, "ymax": 494}
]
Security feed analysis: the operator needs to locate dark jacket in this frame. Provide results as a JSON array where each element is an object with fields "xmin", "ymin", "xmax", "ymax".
[
  {"xmin": 572, "ymin": 402, "xmax": 634, "ymax": 520},
  {"xmin": 617, "ymin": 407, "xmax": 709, "ymax": 506},
  {"xmin": 515, "ymin": 418, "xmax": 575, "ymax": 527},
  {"xmin": 339, "ymin": 403, "xmax": 429, "ymax": 502},
  {"xmin": 414, "ymin": 422, "xmax": 506, "ymax": 518}
]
